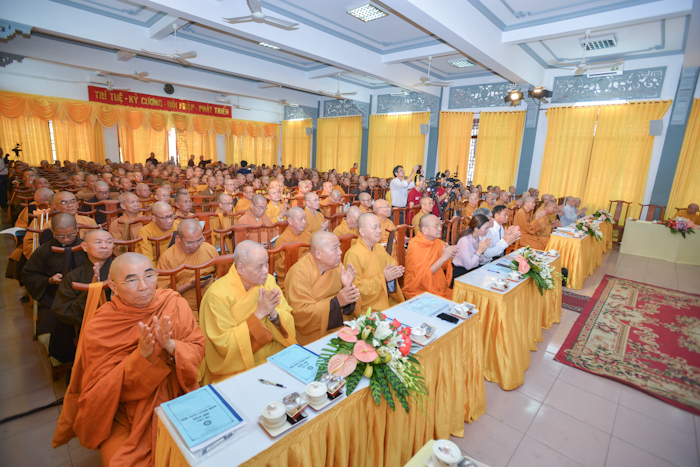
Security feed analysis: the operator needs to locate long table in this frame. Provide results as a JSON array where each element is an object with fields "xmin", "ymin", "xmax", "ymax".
[
  {"xmin": 620, "ymin": 220, "xmax": 700, "ymax": 265},
  {"xmin": 546, "ymin": 231, "xmax": 603, "ymax": 290},
  {"xmin": 452, "ymin": 250, "xmax": 562, "ymax": 390},
  {"xmin": 155, "ymin": 293, "xmax": 486, "ymax": 467}
]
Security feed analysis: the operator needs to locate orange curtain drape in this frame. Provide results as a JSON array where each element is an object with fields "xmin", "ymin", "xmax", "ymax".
[
  {"xmin": 368, "ymin": 112, "xmax": 430, "ymax": 179},
  {"xmin": 668, "ymin": 98, "xmax": 700, "ymax": 214},
  {"xmin": 438, "ymin": 111, "xmax": 474, "ymax": 183},
  {"xmin": 472, "ymin": 111, "xmax": 526, "ymax": 189},
  {"xmin": 316, "ymin": 116, "xmax": 362, "ymax": 172},
  {"xmin": 0, "ymin": 114, "xmax": 52, "ymax": 166},
  {"xmin": 118, "ymin": 125, "xmax": 169, "ymax": 165},
  {"xmin": 53, "ymin": 118, "xmax": 96, "ymax": 163},
  {"xmin": 281, "ymin": 119, "xmax": 312, "ymax": 168},
  {"xmin": 175, "ymin": 130, "xmax": 216, "ymax": 164}
]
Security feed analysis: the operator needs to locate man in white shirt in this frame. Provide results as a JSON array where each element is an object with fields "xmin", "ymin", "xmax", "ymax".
[
  {"xmin": 389, "ymin": 165, "xmax": 420, "ymax": 224},
  {"xmin": 478, "ymin": 206, "xmax": 521, "ymax": 261},
  {"xmin": 560, "ymin": 196, "xmax": 587, "ymax": 227}
]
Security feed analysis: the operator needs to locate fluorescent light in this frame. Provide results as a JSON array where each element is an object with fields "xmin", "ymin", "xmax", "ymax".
[
  {"xmin": 582, "ymin": 35, "xmax": 617, "ymax": 51},
  {"xmin": 574, "ymin": 100, "xmax": 627, "ymax": 107},
  {"xmin": 364, "ymin": 75, "xmax": 378, "ymax": 80},
  {"xmin": 448, "ymin": 59, "xmax": 476, "ymax": 68},
  {"xmin": 347, "ymin": 4, "xmax": 388, "ymax": 22},
  {"xmin": 259, "ymin": 42, "xmax": 279, "ymax": 50}
]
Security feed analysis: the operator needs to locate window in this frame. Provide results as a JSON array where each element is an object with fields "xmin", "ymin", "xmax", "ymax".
[
  {"xmin": 168, "ymin": 126, "xmax": 178, "ymax": 164},
  {"xmin": 467, "ymin": 117, "xmax": 479, "ymax": 184},
  {"xmin": 47, "ymin": 120, "xmax": 57, "ymax": 162}
]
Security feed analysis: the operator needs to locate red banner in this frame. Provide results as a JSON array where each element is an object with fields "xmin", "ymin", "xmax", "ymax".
[{"xmin": 87, "ymin": 86, "xmax": 231, "ymax": 118}]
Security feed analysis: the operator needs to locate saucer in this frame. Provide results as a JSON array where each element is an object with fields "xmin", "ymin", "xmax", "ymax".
[
  {"xmin": 302, "ymin": 388, "xmax": 345, "ymax": 411},
  {"xmin": 261, "ymin": 416, "xmax": 285, "ymax": 429},
  {"xmin": 412, "ymin": 332, "xmax": 438, "ymax": 347},
  {"xmin": 258, "ymin": 412, "xmax": 307, "ymax": 438}
]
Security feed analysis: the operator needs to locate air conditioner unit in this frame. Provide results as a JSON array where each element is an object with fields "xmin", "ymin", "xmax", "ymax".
[
  {"xmin": 215, "ymin": 94, "xmax": 231, "ymax": 104},
  {"xmin": 586, "ymin": 63, "xmax": 624, "ymax": 78}
]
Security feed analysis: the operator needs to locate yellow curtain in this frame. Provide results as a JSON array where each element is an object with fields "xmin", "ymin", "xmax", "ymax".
[
  {"xmin": 52, "ymin": 118, "xmax": 96, "ymax": 163},
  {"xmin": 176, "ymin": 130, "xmax": 216, "ymax": 164},
  {"xmin": 93, "ymin": 122, "xmax": 106, "ymax": 164},
  {"xmin": 668, "ymin": 99, "xmax": 700, "ymax": 215},
  {"xmin": 438, "ymin": 111, "xmax": 474, "ymax": 182},
  {"xmin": 582, "ymin": 100, "xmax": 672, "ymax": 219},
  {"xmin": 538, "ymin": 106, "xmax": 598, "ymax": 198},
  {"xmin": 0, "ymin": 114, "xmax": 52, "ymax": 166},
  {"xmin": 368, "ymin": 112, "xmax": 430, "ymax": 179},
  {"xmin": 281, "ymin": 119, "xmax": 312, "ymax": 168},
  {"xmin": 316, "ymin": 116, "xmax": 362, "ymax": 172},
  {"xmin": 472, "ymin": 111, "xmax": 526, "ymax": 188},
  {"xmin": 118, "ymin": 124, "xmax": 169, "ymax": 165}
]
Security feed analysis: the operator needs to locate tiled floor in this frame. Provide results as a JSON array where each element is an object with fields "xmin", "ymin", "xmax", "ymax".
[{"xmin": 0, "ymin": 231, "xmax": 698, "ymax": 466}]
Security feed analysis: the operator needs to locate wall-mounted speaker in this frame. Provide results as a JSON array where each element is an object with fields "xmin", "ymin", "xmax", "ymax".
[
  {"xmin": 305, "ymin": 127, "xmax": 313, "ymax": 136},
  {"xmin": 164, "ymin": 84, "xmax": 174, "ymax": 95},
  {"xmin": 420, "ymin": 124, "xmax": 428, "ymax": 135},
  {"xmin": 649, "ymin": 119, "xmax": 663, "ymax": 136}
]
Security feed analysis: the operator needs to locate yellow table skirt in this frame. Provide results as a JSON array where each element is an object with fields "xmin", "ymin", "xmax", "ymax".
[
  {"xmin": 599, "ymin": 221, "xmax": 613, "ymax": 253},
  {"xmin": 155, "ymin": 313, "xmax": 486, "ymax": 467},
  {"xmin": 546, "ymin": 235, "xmax": 602, "ymax": 290},
  {"xmin": 452, "ymin": 257, "xmax": 561, "ymax": 391}
]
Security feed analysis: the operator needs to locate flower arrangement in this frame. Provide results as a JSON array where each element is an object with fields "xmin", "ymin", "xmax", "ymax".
[
  {"xmin": 575, "ymin": 218, "xmax": 604, "ymax": 242},
  {"xmin": 315, "ymin": 308, "xmax": 429, "ymax": 414},
  {"xmin": 592, "ymin": 209, "xmax": 612, "ymax": 223},
  {"xmin": 511, "ymin": 246, "xmax": 565, "ymax": 295},
  {"xmin": 663, "ymin": 217, "xmax": 696, "ymax": 238}
]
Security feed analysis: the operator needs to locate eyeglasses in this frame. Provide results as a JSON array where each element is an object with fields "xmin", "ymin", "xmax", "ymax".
[
  {"xmin": 113, "ymin": 272, "xmax": 159, "ymax": 289},
  {"xmin": 54, "ymin": 231, "xmax": 78, "ymax": 240},
  {"xmin": 154, "ymin": 214, "xmax": 175, "ymax": 221},
  {"xmin": 183, "ymin": 236, "xmax": 205, "ymax": 248},
  {"xmin": 59, "ymin": 199, "xmax": 77, "ymax": 206},
  {"xmin": 95, "ymin": 191, "xmax": 110, "ymax": 195}
]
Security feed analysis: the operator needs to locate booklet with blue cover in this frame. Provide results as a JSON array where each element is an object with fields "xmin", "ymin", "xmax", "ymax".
[
  {"xmin": 266, "ymin": 344, "xmax": 320, "ymax": 384},
  {"xmin": 161, "ymin": 385, "xmax": 246, "ymax": 452}
]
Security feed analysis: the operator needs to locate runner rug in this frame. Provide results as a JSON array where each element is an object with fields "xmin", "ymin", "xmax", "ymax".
[
  {"xmin": 562, "ymin": 290, "xmax": 589, "ymax": 313},
  {"xmin": 555, "ymin": 275, "xmax": 700, "ymax": 416}
]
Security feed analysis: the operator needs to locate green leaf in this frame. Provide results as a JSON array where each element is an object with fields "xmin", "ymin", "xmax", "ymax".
[
  {"xmin": 370, "ymin": 371, "xmax": 382, "ymax": 406},
  {"xmin": 346, "ymin": 364, "xmax": 364, "ymax": 394},
  {"xmin": 384, "ymin": 368, "xmax": 409, "ymax": 397},
  {"xmin": 396, "ymin": 391, "xmax": 410, "ymax": 414},
  {"xmin": 406, "ymin": 354, "xmax": 421, "ymax": 365},
  {"xmin": 375, "ymin": 366, "xmax": 395, "ymax": 411}
]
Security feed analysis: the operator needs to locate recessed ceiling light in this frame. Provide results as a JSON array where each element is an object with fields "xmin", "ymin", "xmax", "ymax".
[
  {"xmin": 364, "ymin": 75, "xmax": 378, "ymax": 80},
  {"xmin": 259, "ymin": 42, "xmax": 279, "ymax": 50},
  {"xmin": 347, "ymin": 4, "xmax": 388, "ymax": 22},
  {"xmin": 581, "ymin": 35, "xmax": 616, "ymax": 50},
  {"xmin": 448, "ymin": 59, "xmax": 476, "ymax": 68}
]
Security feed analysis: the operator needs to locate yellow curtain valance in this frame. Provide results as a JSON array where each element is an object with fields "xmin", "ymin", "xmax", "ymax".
[{"xmin": 0, "ymin": 90, "xmax": 279, "ymax": 139}]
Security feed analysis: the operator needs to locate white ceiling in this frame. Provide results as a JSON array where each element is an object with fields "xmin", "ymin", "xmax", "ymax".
[{"xmin": 0, "ymin": 0, "xmax": 695, "ymax": 104}]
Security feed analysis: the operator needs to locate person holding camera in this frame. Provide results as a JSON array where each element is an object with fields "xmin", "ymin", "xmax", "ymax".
[
  {"xmin": 0, "ymin": 148, "xmax": 9, "ymax": 209},
  {"xmin": 389, "ymin": 164, "xmax": 420, "ymax": 224}
]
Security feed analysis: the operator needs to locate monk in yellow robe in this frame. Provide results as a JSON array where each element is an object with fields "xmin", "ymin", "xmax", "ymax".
[
  {"xmin": 157, "ymin": 219, "xmax": 218, "ymax": 320},
  {"xmin": 462, "ymin": 193, "xmax": 479, "ymax": 223},
  {"xmin": 319, "ymin": 181, "xmax": 333, "ymax": 207},
  {"xmin": 211, "ymin": 193, "xmax": 234, "ymax": 254},
  {"xmin": 134, "ymin": 183, "xmax": 152, "ymax": 208},
  {"xmin": 344, "ymin": 213, "xmax": 405, "ymax": 313},
  {"xmin": 274, "ymin": 207, "xmax": 311, "ymax": 293},
  {"xmin": 333, "ymin": 206, "xmax": 361, "ymax": 237},
  {"xmin": 198, "ymin": 240, "xmax": 296, "ymax": 384},
  {"xmin": 235, "ymin": 185, "xmax": 254, "ymax": 213},
  {"xmin": 479, "ymin": 193, "xmax": 496, "ymax": 210},
  {"xmin": 136, "ymin": 201, "xmax": 175, "ymax": 264},
  {"xmin": 675, "ymin": 203, "xmax": 700, "ymax": 225},
  {"xmin": 289, "ymin": 180, "xmax": 311, "ymax": 208},
  {"xmin": 109, "ymin": 192, "xmax": 145, "ymax": 256},
  {"xmin": 304, "ymin": 192, "xmax": 329, "ymax": 234},
  {"xmin": 9, "ymin": 187, "xmax": 51, "ymax": 265},
  {"xmin": 265, "ymin": 186, "xmax": 287, "ymax": 223},
  {"xmin": 403, "ymin": 214, "xmax": 457, "ymax": 300},
  {"xmin": 513, "ymin": 196, "xmax": 554, "ymax": 250},
  {"xmin": 285, "ymin": 232, "xmax": 360, "ymax": 345},
  {"xmin": 373, "ymin": 199, "xmax": 395, "ymax": 245},
  {"xmin": 173, "ymin": 193, "xmax": 193, "ymax": 220},
  {"xmin": 358, "ymin": 192, "xmax": 373, "ymax": 214},
  {"xmin": 412, "ymin": 197, "xmax": 434, "ymax": 236},
  {"xmin": 237, "ymin": 194, "xmax": 275, "ymax": 246}
]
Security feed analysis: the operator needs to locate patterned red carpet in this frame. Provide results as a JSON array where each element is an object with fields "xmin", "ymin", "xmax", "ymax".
[
  {"xmin": 556, "ymin": 275, "xmax": 700, "ymax": 416},
  {"xmin": 562, "ymin": 290, "xmax": 589, "ymax": 313}
]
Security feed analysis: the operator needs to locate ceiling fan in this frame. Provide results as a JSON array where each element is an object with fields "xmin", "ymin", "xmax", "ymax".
[
  {"xmin": 552, "ymin": 29, "xmax": 623, "ymax": 75},
  {"xmin": 279, "ymin": 99, "xmax": 298, "ymax": 107},
  {"xmin": 131, "ymin": 71, "xmax": 150, "ymax": 82},
  {"xmin": 141, "ymin": 24, "xmax": 197, "ymax": 66},
  {"xmin": 91, "ymin": 74, "xmax": 130, "ymax": 91},
  {"xmin": 223, "ymin": 0, "xmax": 298, "ymax": 30},
  {"xmin": 413, "ymin": 56, "xmax": 452, "ymax": 87},
  {"xmin": 319, "ymin": 74, "xmax": 357, "ymax": 100}
]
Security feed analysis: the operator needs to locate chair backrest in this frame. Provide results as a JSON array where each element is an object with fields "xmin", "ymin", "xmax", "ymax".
[
  {"xmin": 389, "ymin": 224, "xmax": 410, "ymax": 268},
  {"xmin": 86, "ymin": 199, "xmax": 122, "ymax": 225},
  {"xmin": 71, "ymin": 281, "xmax": 110, "ymax": 292},
  {"xmin": 608, "ymin": 200, "xmax": 632, "ymax": 223},
  {"xmin": 117, "ymin": 216, "xmax": 152, "ymax": 226},
  {"xmin": 325, "ymin": 212, "xmax": 346, "ymax": 231},
  {"xmin": 182, "ymin": 254, "xmax": 235, "ymax": 310},
  {"xmin": 266, "ymin": 241, "xmax": 309, "ymax": 276},
  {"xmin": 51, "ymin": 245, "xmax": 84, "ymax": 254},
  {"xmin": 640, "ymin": 204, "xmax": 666, "ymax": 222},
  {"xmin": 444, "ymin": 216, "xmax": 463, "ymax": 246},
  {"xmin": 214, "ymin": 221, "xmax": 286, "ymax": 251},
  {"xmin": 112, "ymin": 237, "xmax": 143, "ymax": 255},
  {"xmin": 147, "ymin": 232, "xmax": 173, "ymax": 262},
  {"xmin": 187, "ymin": 212, "xmax": 220, "ymax": 242},
  {"xmin": 391, "ymin": 207, "xmax": 407, "ymax": 226},
  {"xmin": 337, "ymin": 234, "xmax": 358, "ymax": 262},
  {"xmin": 342, "ymin": 194, "xmax": 356, "ymax": 204},
  {"xmin": 508, "ymin": 207, "xmax": 519, "ymax": 227}
]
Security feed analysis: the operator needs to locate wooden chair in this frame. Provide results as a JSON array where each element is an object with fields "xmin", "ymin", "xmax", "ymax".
[
  {"xmin": 507, "ymin": 207, "xmax": 519, "ymax": 227},
  {"xmin": 444, "ymin": 216, "xmax": 463, "ymax": 246},
  {"xmin": 608, "ymin": 200, "xmax": 632, "ymax": 245},
  {"xmin": 342, "ymin": 194, "xmax": 356, "ymax": 204},
  {"xmin": 505, "ymin": 238, "xmax": 520, "ymax": 256},
  {"xmin": 112, "ymin": 237, "xmax": 142, "ymax": 254},
  {"xmin": 85, "ymin": 199, "xmax": 122, "ymax": 226},
  {"xmin": 182, "ymin": 254, "xmax": 235, "ymax": 311},
  {"xmin": 391, "ymin": 207, "xmax": 408, "ymax": 226},
  {"xmin": 192, "ymin": 194, "xmax": 216, "ymax": 213},
  {"xmin": 388, "ymin": 224, "xmax": 411, "ymax": 269},
  {"xmin": 214, "ymin": 221, "xmax": 287, "ymax": 251},
  {"xmin": 148, "ymin": 232, "xmax": 174, "ymax": 262},
  {"xmin": 266, "ymin": 241, "xmax": 309, "ymax": 279},
  {"xmin": 337, "ymin": 234, "xmax": 358, "ymax": 262},
  {"xmin": 325, "ymin": 213, "xmax": 346, "ymax": 231},
  {"xmin": 639, "ymin": 204, "xmax": 666, "ymax": 222},
  {"xmin": 187, "ymin": 212, "xmax": 220, "ymax": 242}
]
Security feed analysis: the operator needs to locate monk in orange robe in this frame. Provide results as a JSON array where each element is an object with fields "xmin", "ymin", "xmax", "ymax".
[
  {"xmin": 109, "ymin": 192, "xmax": 145, "ymax": 256},
  {"xmin": 285, "ymin": 232, "xmax": 360, "ymax": 345},
  {"xmin": 157, "ymin": 219, "xmax": 218, "ymax": 320},
  {"xmin": 333, "ymin": 206, "xmax": 361, "ymax": 238},
  {"xmin": 52, "ymin": 252, "xmax": 205, "ymax": 467},
  {"xmin": 304, "ymin": 192, "xmax": 329, "ymax": 234},
  {"xmin": 235, "ymin": 185, "xmax": 254, "ymax": 213},
  {"xmin": 372, "ymin": 199, "xmax": 395, "ymax": 244},
  {"xmin": 136, "ymin": 202, "xmax": 176, "ymax": 264},
  {"xmin": 211, "ymin": 193, "xmax": 234, "ymax": 254},
  {"xmin": 403, "ymin": 214, "xmax": 458, "ymax": 300},
  {"xmin": 358, "ymin": 192, "xmax": 372, "ymax": 214},
  {"xmin": 237, "ymin": 194, "xmax": 275, "ymax": 246},
  {"xmin": 274, "ymin": 207, "xmax": 311, "ymax": 293},
  {"xmin": 513, "ymin": 195, "xmax": 555, "ymax": 250}
]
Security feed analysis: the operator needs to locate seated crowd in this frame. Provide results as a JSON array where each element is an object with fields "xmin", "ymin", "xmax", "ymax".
[{"xmin": 4, "ymin": 154, "xmax": 697, "ymax": 466}]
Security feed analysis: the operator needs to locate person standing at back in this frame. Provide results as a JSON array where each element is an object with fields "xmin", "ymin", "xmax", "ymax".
[{"xmin": 389, "ymin": 165, "xmax": 420, "ymax": 224}]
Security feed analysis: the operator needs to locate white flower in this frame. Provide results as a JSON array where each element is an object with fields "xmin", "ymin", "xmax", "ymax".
[{"xmin": 374, "ymin": 320, "xmax": 392, "ymax": 340}]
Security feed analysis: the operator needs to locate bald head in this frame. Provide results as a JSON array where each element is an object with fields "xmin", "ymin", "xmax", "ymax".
[
  {"xmin": 151, "ymin": 201, "xmax": 172, "ymax": 217},
  {"xmin": 95, "ymin": 181, "xmax": 109, "ymax": 191},
  {"xmin": 688, "ymin": 203, "xmax": 699, "ymax": 214},
  {"xmin": 252, "ymin": 194, "xmax": 267, "ymax": 205},
  {"xmin": 330, "ymin": 190, "xmax": 342, "ymax": 203},
  {"xmin": 345, "ymin": 206, "xmax": 362, "ymax": 229},
  {"xmin": 84, "ymin": 228, "xmax": 112, "ymax": 243},
  {"xmin": 51, "ymin": 212, "xmax": 77, "ymax": 230},
  {"xmin": 357, "ymin": 212, "xmax": 379, "ymax": 231},
  {"xmin": 310, "ymin": 231, "xmax": 337, "ymax": 254},
  {"xmin": 233, "ymin": 240, "xmax": 266, "ymax": 266},
  {"xmin": 287, "ymin": 206, "xmax": 304, "ymax": 220},
  {"xmin": 177, "ymin": 218, "xmax": 202, "ymax": 237},
  {"xmin": 34, "ymin": 187, "xmax": 53, "ymax": 205},
  {"xmin": 373, "ymin": 199, "xmax": 390, "ymax": 219}
]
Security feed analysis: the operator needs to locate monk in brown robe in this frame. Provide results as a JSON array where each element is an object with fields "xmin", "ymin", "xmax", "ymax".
[
  {"xmin": 274, "ymin": 207, "xmax": 311, "ymax": 293},
  {"xmin": 136, "ymin": 202, "xmax": 176, "ymax": 264},
  {"xmin": 235, "ymin": 185, "xmax": 254, "ymax": 213},
  {"xmin": 373, "ymin": 199, "xmax": 395, "ymax": 247},
  {"xmin": 237, "ymin": 194, "xmax": 275, "ymax": 246},
  {"xmin": 52, "ymin": 253, "xmax": 205, "ymax": 467},
  {"xmin": 285, "ymin": 231, "xmax": 360, "ymax": 345},
  {"xmin": 403, "ymin": 214, "xmax": 458, "ymax": 300},
  {"xmin": 513, "ymin": 196, "xmax": 557, "ymax": 250},
  {"xmin": 319, "ymin": 181, "xmax": 334, "ymax": 207},
  {"xmin": 109, "ymin": 192, "xmax": 145, "ymax": 255},
  {"xmin": 304, "ymin": 192, "xmax": 329, "ymax": 234},
  {"xmin": 358, "ymin": 192, "xmax": 373, "ymax": 213},
  {"xmin": 157, "ymin": 219, "xmax": 218, "ymax": 320}
]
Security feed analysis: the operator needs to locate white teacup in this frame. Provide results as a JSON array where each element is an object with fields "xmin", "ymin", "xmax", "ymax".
[
  {"xmin": 305, "ymin": 382, "xmax": 328, "ymax": 404},
  {"xmin": 262, "ymin": 401, "xmax": 286, "ymax": 427},
  {"xmin": 495, "ymin": 278, "xmax": 507, "ymax": 288},
  {"xmin": 411, "ymin": 327, "xmax": 426, "ymax": 340},
  {"xmin": 432, "ymin": 439, "xmax": 462, "ymax": 466},
  {"xmin": 508, "ymin": 271, "xmax": 521, "ymax": 280},
  {"xmin": 549, "ymin": 249, "xmax": 557, "ymax": 255}
]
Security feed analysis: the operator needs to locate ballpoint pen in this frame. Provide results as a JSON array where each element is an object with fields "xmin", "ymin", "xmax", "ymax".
[{"xmin": 258, "ymin": 378, "xmax": 286, "ymax": 388}]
